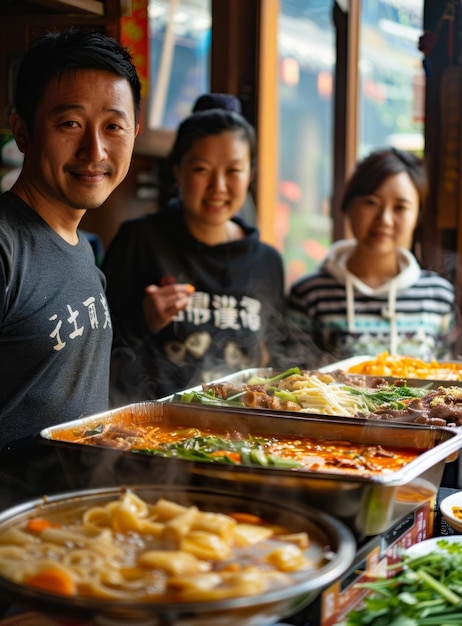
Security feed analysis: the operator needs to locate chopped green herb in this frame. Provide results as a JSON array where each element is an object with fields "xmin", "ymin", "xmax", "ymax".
[
  {"xmin": 346, "ymin": 539, "xmax": 462, "ymax": 626},
  {"xmin": 81, "ymin": 423, "xmax": 105, "ymax": 437},
  {"xmin": 346, "ymin": 384, "xmax": 428, "ymax": 414},
  {"xmin": 134, "ymin": 434, "xmax": 303, "ymax": 469},
  {"xmin": 247, "ymin": 367, "xmax": 301, "ymax": 385}
]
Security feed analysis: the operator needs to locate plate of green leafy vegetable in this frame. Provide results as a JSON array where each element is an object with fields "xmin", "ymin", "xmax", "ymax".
[{"xmin": 344, "ymin": 536, "xmax": 462, "ymax": 625}]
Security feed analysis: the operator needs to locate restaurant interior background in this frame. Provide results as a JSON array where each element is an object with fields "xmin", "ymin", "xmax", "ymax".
[
  {"xmin": 0, "ymin": 0, "xmax": 460, "ymax": 303},
  {"xmin": 0, "ymin": 7, "xmax": 461, "ymax": 621}
]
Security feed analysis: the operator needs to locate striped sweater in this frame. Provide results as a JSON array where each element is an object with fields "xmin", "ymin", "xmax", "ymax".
[{"xmin": 287, "ymin": 239, "xmax": 457, "ymax": 365}]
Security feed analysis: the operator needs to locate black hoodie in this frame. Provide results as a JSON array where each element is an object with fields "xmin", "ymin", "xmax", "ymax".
[{"xmin": 102, "ymin": 201, "xmax": 288, "ymax": 401}]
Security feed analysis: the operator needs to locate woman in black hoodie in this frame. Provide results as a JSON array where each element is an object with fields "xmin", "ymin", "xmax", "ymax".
[{"xmin": 102, "ymin": 99, "xmax": 290, "ymax": 403}]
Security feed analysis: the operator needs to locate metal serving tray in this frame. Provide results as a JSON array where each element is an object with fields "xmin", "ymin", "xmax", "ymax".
[
  {"xmin": 158, "ymin": 367, "xmax": 462, "ymax": 431},
  {"xmin": 159, "ymin": 365, "xmax": 462, "ymax": 399},
  {"xmin": 41, "ymin": 401, "xmax": 462, "ymax": 537},
  {"xmin": 319, "ymin": 356, "xmax": 374, "ymax": 372},
  {"xmin": 268, "ymin": 362, "xmax": 462, "ymax": 387},
  {"xmin": 321, "ymin": 356, "xmax": 462, "ymax": 383}
]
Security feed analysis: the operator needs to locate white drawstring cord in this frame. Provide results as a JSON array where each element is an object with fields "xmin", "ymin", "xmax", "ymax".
[
  {"xmin": 346, "ymin": 275, "xmax": 355, "ymax": 332},
  {"xmin": 381, "ymin": 281, "xmax": 399, "ymax": 355}
]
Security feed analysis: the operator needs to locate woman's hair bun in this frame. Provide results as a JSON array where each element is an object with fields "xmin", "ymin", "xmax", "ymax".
[{"xmin": 192, "ymin": 93, "xmax": 242, "ymax": 114}]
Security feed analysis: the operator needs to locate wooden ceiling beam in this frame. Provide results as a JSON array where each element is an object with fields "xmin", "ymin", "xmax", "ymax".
[{"xmin": 27, "ymin": 0, "xmax": 104, "ymax": 15}]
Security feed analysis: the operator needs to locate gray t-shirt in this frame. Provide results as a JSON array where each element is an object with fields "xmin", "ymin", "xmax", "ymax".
[{"xmin": 0, "ymin": 191, "xmax": 112, "ymax": 448}]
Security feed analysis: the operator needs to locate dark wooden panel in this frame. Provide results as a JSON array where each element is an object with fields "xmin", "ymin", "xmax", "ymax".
[{"xmin": 0, "ymin": 0, "xmax": 104, "ymax": 16}]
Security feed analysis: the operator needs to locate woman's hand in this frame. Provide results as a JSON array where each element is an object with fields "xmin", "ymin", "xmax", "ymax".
[{"xmin": 143, "ymin": 283, "xmax": 195, "ymax": 332}]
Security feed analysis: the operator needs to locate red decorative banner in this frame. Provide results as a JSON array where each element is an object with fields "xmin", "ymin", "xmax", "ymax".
[{"xmin": 121, "ymin": 0, "xmax": 149, "ymax": 95}]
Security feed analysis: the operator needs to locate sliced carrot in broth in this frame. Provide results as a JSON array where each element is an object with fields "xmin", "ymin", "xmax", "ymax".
[
  {"xmin": 26, "ymin": 518, "xmax": 59, "ymax": 533},
  {"xmin": 26, "ymin": 568, "xmax": 76, "ymax": 596},
  {"xmin": 210, "ymin": 450, "xmax": 241, "ymax": 463},
  {"xmin": 229, "ymin": 512, "xmax": 264, "ymax": 525}
]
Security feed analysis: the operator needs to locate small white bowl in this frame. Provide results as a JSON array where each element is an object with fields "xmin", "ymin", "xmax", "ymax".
[{"xmin": 439, "ymin": 491, "xmax": 462, "ymax": 534}]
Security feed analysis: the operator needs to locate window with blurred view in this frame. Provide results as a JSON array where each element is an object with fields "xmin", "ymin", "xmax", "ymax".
[
  {"xmin": 277, "ymin": 1, "xmax": 335, "ymax": 288},
  {"xmin": 358, "ymin": 0, "xmax": 425, "ymax": 157},
  {"xmin": 147, "ymin": 0, "xmax": 211, "ymax": 129},
  {"xmin": 278, "ymin": 0, "xmax": 424, "ymax": 288},
  {"xmin": 146, "ymin": 0, "xmax": 424, "ymax": 288}
]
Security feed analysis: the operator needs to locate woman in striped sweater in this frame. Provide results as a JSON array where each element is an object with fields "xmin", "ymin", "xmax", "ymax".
[{"xmin": 287, "ymin": 148, "xmax": 459, "ymax": 366}]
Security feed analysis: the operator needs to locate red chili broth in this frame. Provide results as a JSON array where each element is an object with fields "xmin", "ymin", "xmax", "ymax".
[{"xmin": 51, "ymin": 421, "xmax": 420, "ymax": 477}]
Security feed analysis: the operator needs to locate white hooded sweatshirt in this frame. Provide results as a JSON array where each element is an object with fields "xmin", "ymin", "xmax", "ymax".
[
  {"xmin": 323, "ymin": 239, "xmax": 421, "ymax": 355},
  {"xmin": 287, "ymin": 239, "xmax": 457, "ymax": 362}
]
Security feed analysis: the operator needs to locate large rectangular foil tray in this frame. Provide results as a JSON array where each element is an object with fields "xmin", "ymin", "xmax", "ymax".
[{"xmin": 41, "ymin": 401, "xmax": 462, "ymax": 537}]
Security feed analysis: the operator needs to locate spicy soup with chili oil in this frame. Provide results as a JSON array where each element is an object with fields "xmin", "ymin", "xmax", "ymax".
[{"xmin": 50, "ymin": 420, "xmax": 419, "ymax": 478}]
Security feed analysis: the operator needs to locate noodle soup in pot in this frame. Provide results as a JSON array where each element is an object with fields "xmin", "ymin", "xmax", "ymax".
[{"xmin": 0, "ymin": 484, "xmax": 355, "ymax": 625}]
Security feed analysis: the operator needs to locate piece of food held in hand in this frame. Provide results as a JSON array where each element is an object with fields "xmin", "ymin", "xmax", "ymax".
[
  {"xmin": 0, "ymin": 490, "xmax": 329, "ymax": 602},
  {"xmin": 173, "ymin": 367, "xmax": 462, "ymax": 427}
]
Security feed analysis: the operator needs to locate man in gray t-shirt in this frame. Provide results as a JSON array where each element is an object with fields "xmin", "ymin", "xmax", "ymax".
[{"xmin": 0, "ymin": 28, "xmax": 140, "ymax": 448}]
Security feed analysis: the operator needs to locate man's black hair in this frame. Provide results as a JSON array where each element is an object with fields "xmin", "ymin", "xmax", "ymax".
[{"xmin": 13, "ymin": 27, "xmax": 141, "ymax": 132}]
